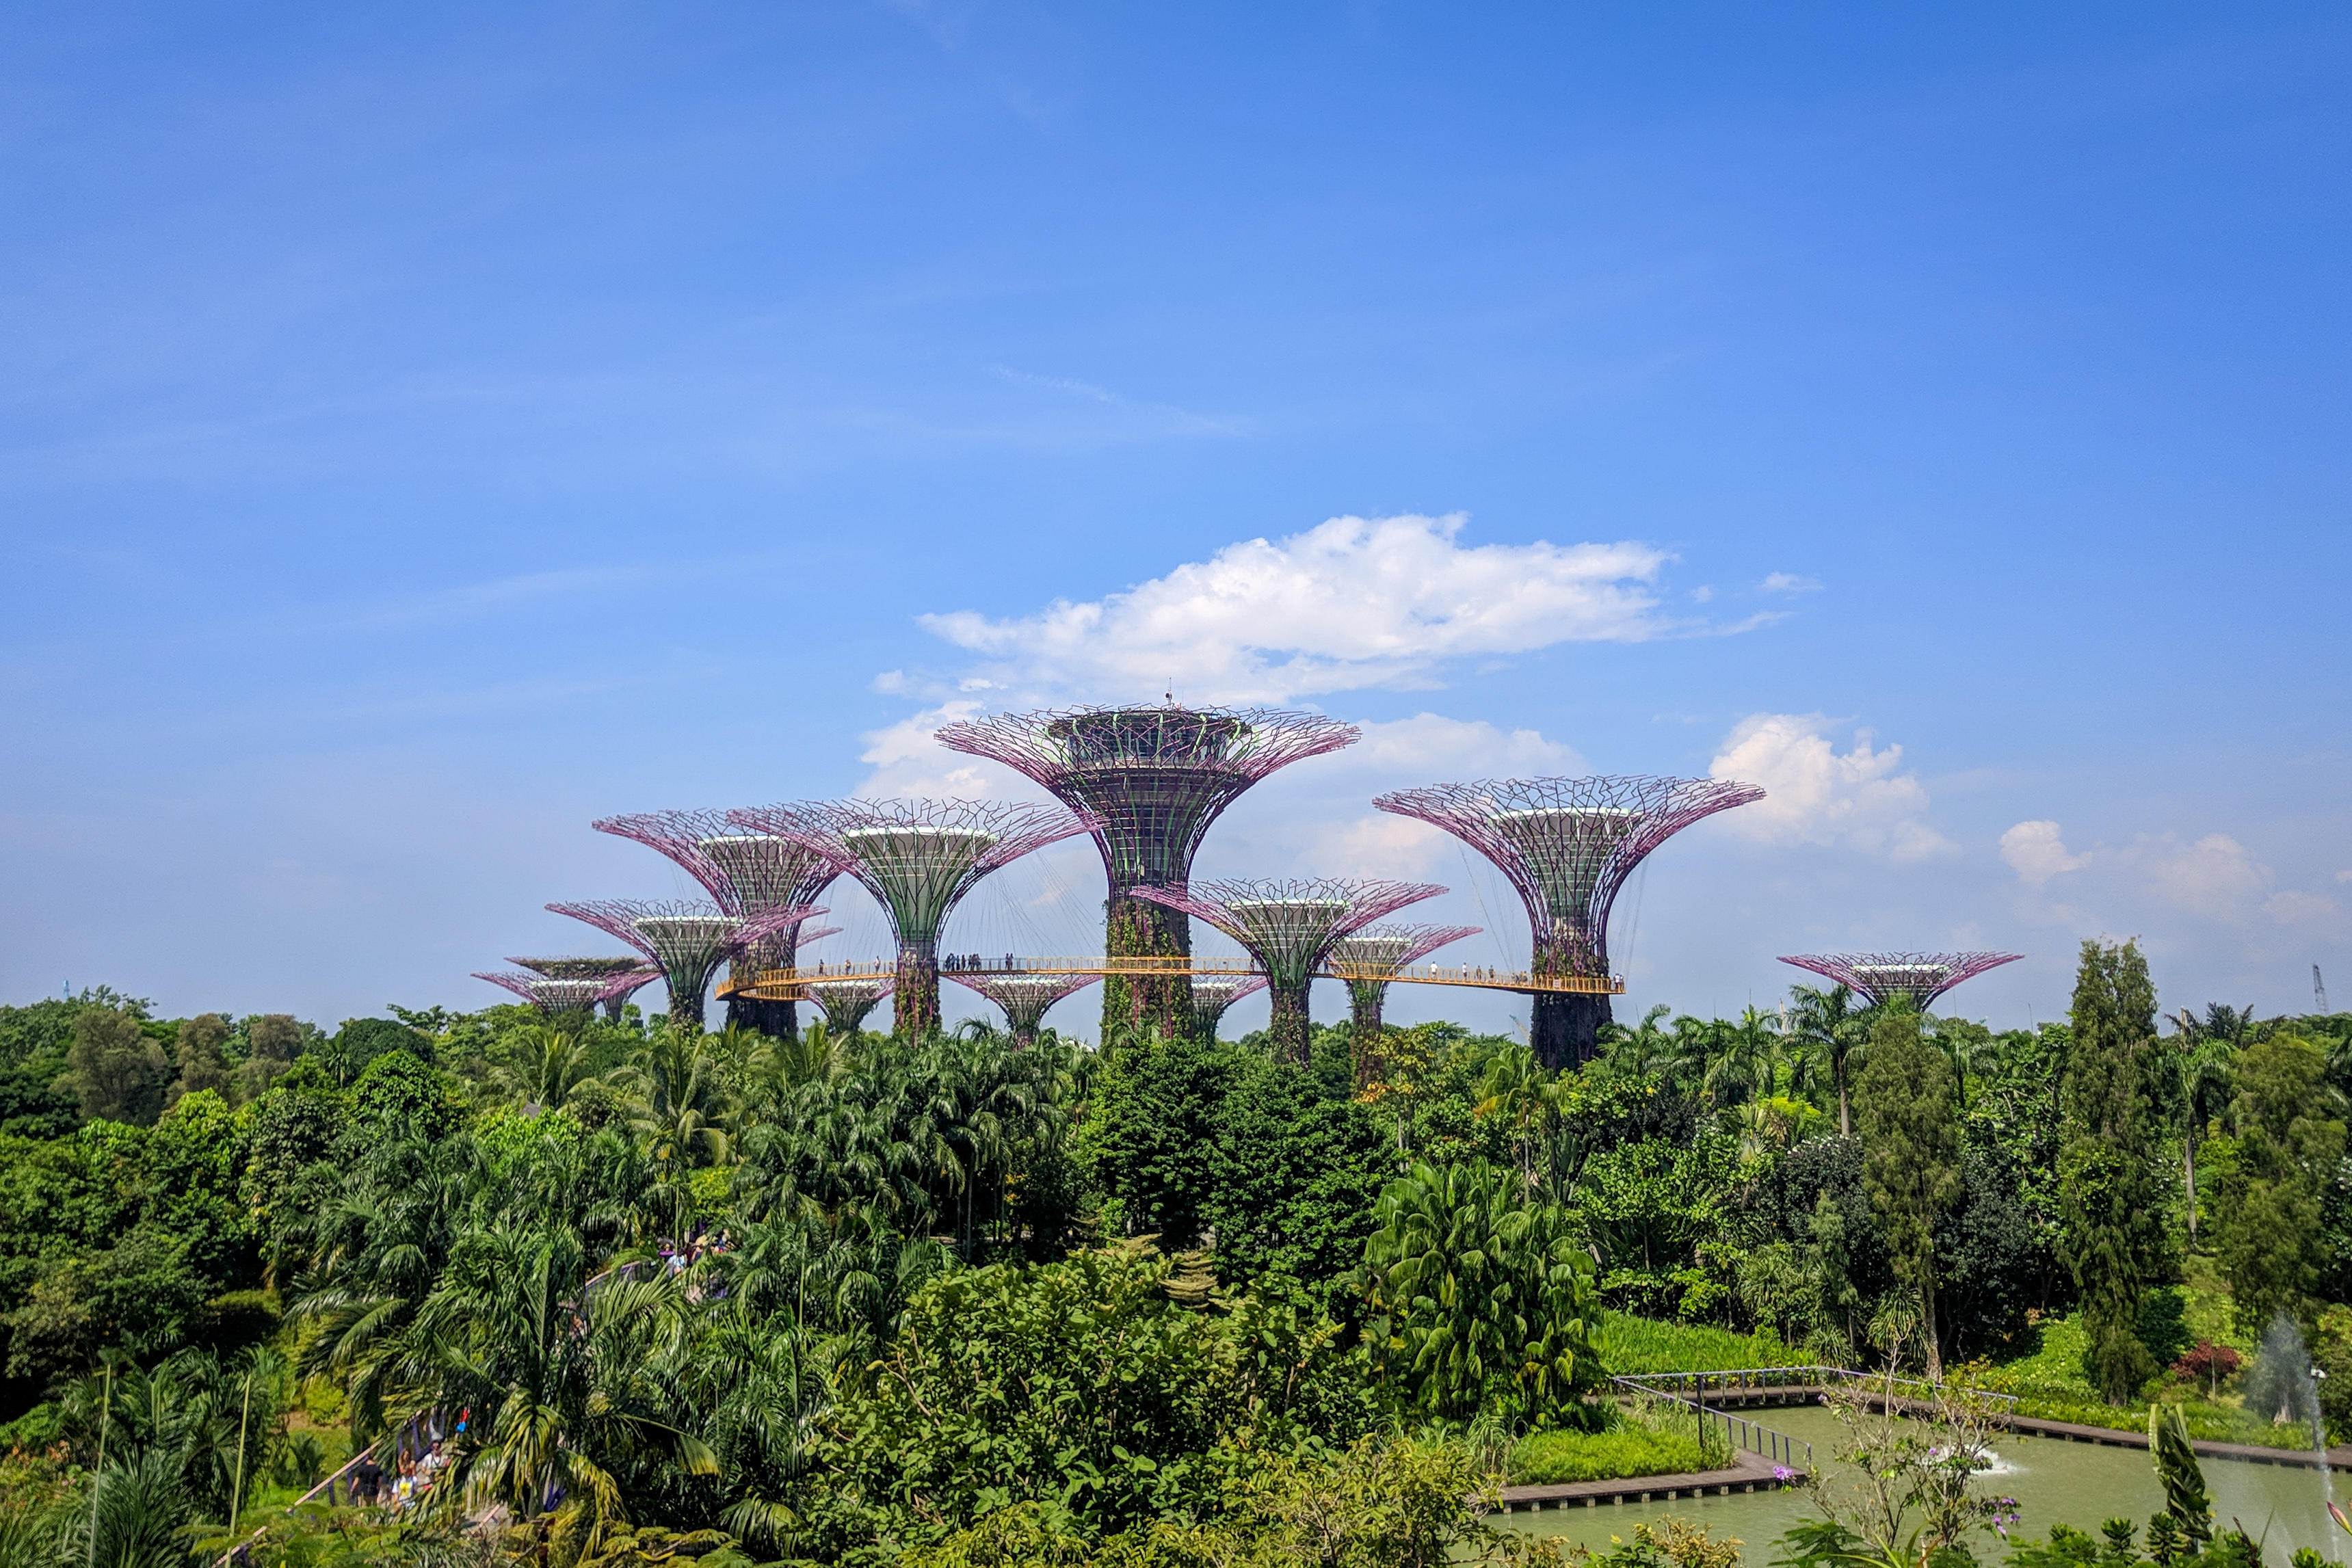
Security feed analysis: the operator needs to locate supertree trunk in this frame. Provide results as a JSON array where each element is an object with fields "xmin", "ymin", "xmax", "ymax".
[
  {"xmin": 1268, "ymin": 983, "xmax": 1312, "ymax": 1065},
  {"xmin": 668, "ymin": 977, "xmax": 707, "ymax": 1035},
  {"xmin": 1349, "ymin": 977, "xmax": 1390, "ymax": 1088},
  {"xmin": 895, "ymin": 943, "xmax": 940, "ymax": 1039},
  {"xmin": 1102, "ymin": 894, "xmax": 1196, "ymax": 1042},
  {"xmin": 1531, "ymin": 989, "xmax": 1611, "ymax": 1070}
]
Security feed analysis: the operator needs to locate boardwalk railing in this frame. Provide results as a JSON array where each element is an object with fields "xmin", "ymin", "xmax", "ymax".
[
  {"xmin": 1614, "ymin": 1366, "xmax": 2019, "ymax": 1413},
  {"xmin": 1610, "ymin": 1374, "xmax": 1812, "ymax": 1472},
  {"xmin": 728, "ymin": 956, "xmax": 1627, "ymax": 997}
]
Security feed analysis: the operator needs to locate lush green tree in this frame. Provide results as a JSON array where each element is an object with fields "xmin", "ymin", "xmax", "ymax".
[
  {"xmin": 2059, "ymin": 938, "xmax": 2168, "ymax": 1403},
  {"xmin": 1787, "ymin": 983, "xmax": 1871, "ymax": 1135},
  {"xmin": 168, "ymin": 1013, "xmax": 235, "ymax": 1106},
  {"xmin": 2207, "ymin": 1032, "xmax": 2346, "ymax": 1338},
  {"xmin": 1569, "ymin": 1131, "xmax": 1743, "ymax": 1322},
  {"xmin": 1855, "ymin": 1007, "xmax": 1964, "ymax": 1378},
  {"xmin": 1078, "ymin": 1028, "xmax": 1237, "ymax": 1248},
  {"xmin": 1205, "ymin": 1056, "xmax": 1392, "ymax": 1313},
  {"xmin": 1363, "ymin": 1157, "xmax": 1600, "ymax": 1424},
  {"xmin": 54, "ymin": 1007, "xmax": 170, "ymax": 1127},
  {"xmin": 233, "ymin": 1013, "xmax": 308, "ymax": 1103}
]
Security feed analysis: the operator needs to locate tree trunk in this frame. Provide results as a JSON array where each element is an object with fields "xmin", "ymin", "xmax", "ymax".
[
  {"xmin": 1349, "ymin": 978, "xmax": 1388, "ymax": 1088},
  {"xmin": 894, "ymin": 944, "xmax": 940, "ymax": 1039},
  {"xmin": 668, "ymin": 974, "xmax": 706, "ymax": 1034},
  {"xmin": 2184, "ymin": 1134, "xmax": 2197, "ymax": 1243},
  {"xmin": 1922, "ymin": 1261, "xmax": 1944, "ymax": 1382},
  {"xmin": 1837, "ymin": 1063, "xmax": 1850, "ymax": 1137},
  {"xmin": 1102, "ymin": 893, "xmax": 1196, "ymax": 1042},
  {"xmin": 1268, "ymin": 984, "xmax": 1312, "ymax": 1064}
]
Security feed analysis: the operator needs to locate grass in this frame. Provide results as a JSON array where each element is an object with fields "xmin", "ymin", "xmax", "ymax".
[
  {"xmin": 1508, "ymin": 1411, "xmax": 1720, "ymax": 1485},
  {"xmin": 1594, "ymin": 1312, "xmax": 1814, "ymax": 1376}
]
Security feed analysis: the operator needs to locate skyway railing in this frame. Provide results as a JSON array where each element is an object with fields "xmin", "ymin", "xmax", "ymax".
[{"xmin": 725, "ymin": 956, "xmax": 1624, "ymax": 999}]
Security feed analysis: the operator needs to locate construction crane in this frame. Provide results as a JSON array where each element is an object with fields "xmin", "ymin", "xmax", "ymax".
[{"xmin": 2317, "ymin": 964, "xmax": 2331, "ymax": 1013}]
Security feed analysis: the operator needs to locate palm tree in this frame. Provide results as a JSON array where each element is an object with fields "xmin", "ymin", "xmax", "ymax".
[
  {"xmin": 1787, "ymin": 983, "xmax": 1870, "ymax": 1134},
  {"xmin": 2165, "ymin": 1021, "xmax": 2237, "ymax": 1245},
  {"xmin": 494, "ymin": 1024, "xmax": 593, "ymax": 1112},
  {"xmin": 1474, "ymin": 1041, "xmax": 1558, "ymax": 1196}
]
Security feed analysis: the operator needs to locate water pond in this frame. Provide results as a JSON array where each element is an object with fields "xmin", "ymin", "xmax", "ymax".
[{"xmin": 1498, "ymin": 1406, "xmax": 2345, "ymax": 1563}]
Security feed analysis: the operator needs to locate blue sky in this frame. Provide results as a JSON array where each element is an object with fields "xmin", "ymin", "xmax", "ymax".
[{"xmin": 3, "ymin": 2, "xmax": 2347, "ymax": 1037}]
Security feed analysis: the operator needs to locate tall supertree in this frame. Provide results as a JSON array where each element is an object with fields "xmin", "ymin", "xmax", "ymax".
[
  {"xmin": 731, "ymin": 798, "xmax": 1094, "ymax": 1039},
  {"xmin": 947, "ymin": 972, "xmax": 1100, "ymax": 1047},
  {"xmin": 592, "ymin": 810, "xmax": 843, "ymax": 1039},
  {"xmin": 1325, "ymin": 922, "xmax": 1481, "ymax": 1086},
  {"xmin": 1375, "ymin": 775, "xmax": 1764, "ymax": 1069},
  {"xmin": 1134, "ymin": 877, "xmax": 1442, "ymax": 1063},
  {"xmin": 1777, "ymin": 951, "xmax": 2024, "ymax": 1011},
  {"xmin": 507, "ymin": 955, "xmax": 657, "ymax": 1020},
  {"xmin": 936, "ymin": 705, "xmax": 1359, "ymax": 1039},
  {"xmin": 475, "ymin": 970, "xmax": 620, "ymax": 1015},
  {"xmin": 1189, "ymin": 974, "xmax": 1269, "ymax": 1037},
  {"xmin": 546, "ymin": 899, "xmax": 823, "ymax": 1033},
  {"xmin": 805, "ymin": 977, "xmax": 894, "ymax": 1035}
]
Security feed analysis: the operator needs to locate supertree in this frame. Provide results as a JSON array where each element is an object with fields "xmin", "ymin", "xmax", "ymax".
[
  {"xmin": 1776, "ymin": 951, "xmax": 2024, "ymax": 1011},
  {"xmin": 1134, "ymin": 877, "xmax": 1442, "ymax": 1063},
  {"xmin": 730, "ymin": 798, "xmax": 1094, "ymax": 1039},
  {"xmin": 805, "ymin": 977, "xmax": 894, "ymax": 1035},
  {"xmin": 592, "ymin": 810, "xmax": 843, "ymax": 1039},
  {"xmin": 474, "ymin": 970, "xmax": 616, "ymax": 1015},
  {"xmin": 1375, "ymin": 775, "xmax": 1764, "ymax": 1069},
  {"xmin": 947, "ymin": 972, "xmax": 1100, "ymax": 1047},
  {"xmin": 1324, "ymin": 922, "xmax": 1481, "ymax": 1086},
  {"xmin": 936, "ymin": 704, "xmax": 1360, "ymax": 1039},
  {"xmin": 507, "ymin": 956, "xmax": 657, "ymax": 1021},
  {"xmin": 546, "ymin": 899, "xmax": 823, "ymax": 1033},
  {"xmin": 1189, "ymin": 974, "xmax": 1268, "ymax": 1037}
]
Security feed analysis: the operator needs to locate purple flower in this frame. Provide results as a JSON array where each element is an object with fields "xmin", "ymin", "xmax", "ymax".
[{"xmin": 1773, "ymin": 1466, "xmax": 1794, "ymax": 1481}]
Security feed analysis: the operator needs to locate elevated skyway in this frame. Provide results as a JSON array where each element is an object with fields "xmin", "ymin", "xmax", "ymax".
[{"xmin": 722, "ymin": 955, "xmax": 1624, "ymax": 1000}]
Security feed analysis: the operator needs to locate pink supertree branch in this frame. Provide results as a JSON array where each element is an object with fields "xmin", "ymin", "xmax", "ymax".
[
  {"xmin": 1133, "ymin": 877, "xmax": 1446, "ymax": 988},
  {"xmin": 1776, "ymin": 951, "xmax": 2023, "ymax": 1011},
  {"xmin": 546, "ymin": 899, "xmax": 825, "ymax": 1032},
  {"xmin": 1324, "ymin": 922, "xmax": 1483, "ymax": 977},
  {"xmin": 947, "ymin": 972, "xmax": 1100, "ymax": 1043}
]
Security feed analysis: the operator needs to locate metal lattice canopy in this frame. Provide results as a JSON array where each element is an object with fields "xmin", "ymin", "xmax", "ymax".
[
  {"xmin": 546, "ymin": 898, "xmax": 824, "ymax": 1029},
  {"xmin": 934, "ymin": 704, "xmax": 1360, "ymax": 894},
  {"xmin": 1777, "ymin": 951, "xmax": 2024, "ymax": 1011},
  {"xmin": 507, "ymin": 956, "xmax": 648, "ymax": 980},
  {"xmin": 947, "ymin": 972, "xmax": 1099, "ymax": 1039},
  {"xmin": 1133, "ymin": 878, "xmax": 1444, "ymax": 991},
  {"xmin": 1189, "ymin": 974, "xmax": 1268, "ymax": 1027},
  {"xmin": 806, "ymin": 977, "xmax": 893, "ymax": 1031},
  {"xmin": 592, "ymin": 810, "xmax": 844, "ymax": 970},
  {"xmin": 730, "ymin": 798, "xmax": 1092, "ymax": 951},
  {"xmin": 1325, "ymin": 923, "xmax": 1482, "ymax": 978},
  {"xmin": 1373, "ymin": 775, "xmax": 1764, "ymax": 977},
  {"xmin": 475, "ymin": 971, "xmax": 610, "ymax": 1013}
]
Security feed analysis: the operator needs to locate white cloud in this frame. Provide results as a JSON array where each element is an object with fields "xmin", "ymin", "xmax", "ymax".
[
  {"xmin": 2137, "ymin": 834, "xmax": 2271, "ymax": 914},
  {"xmin": 2338, "ymin": 868, "xmax": 2352, "ymax": 884},
  {"xmin": 915, "ymin": 513, "xmax": 1680, "ymax": 704},
  {"xmin": 1708, "ymin": 712, "xmax": 1953, "ymax": 862},
  {"xmin": 1759, "ymin": 572, "xmax": 1822, "ymax": 594},
  {"xmin": 2264, "ymin": 890, "xmax": 2341, "ymax": 933},
  {"xmin": 852, "ymin": 702, "xmax": 1041, "ymax": 800},
  {"xmin": 2000, "ymin": 820, "xmax": 2091, "ymax": 886}
]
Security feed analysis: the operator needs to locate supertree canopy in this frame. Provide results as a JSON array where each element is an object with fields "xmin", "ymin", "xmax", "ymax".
[
  {"xmin": 731, "ymin": 797, "xmax": 1093, "ymax": 1039},
  {"xmin": 1188, "ymin": 974, "xmax": 1269, "ymax": 1035},
  {"xmin": 1135, "ymin": 877, "xmax": 1441, "ymax": 1062},
  {"xmin": 506, "ymin": 956, "xmax": 658, "ymax": 1020},
  {"xmin": 805, "ymin": 977, "xmax": 893, "ymax": 1035},
  {"xmin": 1374, "ymin": 775, "xmax": 1763, "ymax": 1069},
  {"xmin": 935, "ymin": 704, "xmax": 1359, "ymax": 1039},
  {"xmin": 1325, "ymin": 922, "xmax": 1480, "ymax": 1085},
  {"xmin": 475, "ymin": 970, "xmax": 620, "ymax": 1015},
  {"xmin": 947, "ymin": 972, "xmax": 1099, "ymax": 1047},
  {"xmin": 592, "ymin": 810, "xmax": 843, "ymax": 1039},
  {"xmin": 1777, "ymin": 951, "xmax": 2023, "ymax": 1011},
  {"xmin": 546, "ymin": 899, "xmax": 823, "ymax": 1034}
]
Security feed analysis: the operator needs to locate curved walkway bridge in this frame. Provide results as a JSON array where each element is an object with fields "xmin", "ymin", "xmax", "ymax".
[{"xmin": 726, "ymin": 955, "xmax": 1626, "ymax": 1002}]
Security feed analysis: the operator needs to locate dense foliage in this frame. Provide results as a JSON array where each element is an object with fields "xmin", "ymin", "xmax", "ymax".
[{"xmin": 0, "ymin": 941, "xmax": 2343, "ymax": 1565}]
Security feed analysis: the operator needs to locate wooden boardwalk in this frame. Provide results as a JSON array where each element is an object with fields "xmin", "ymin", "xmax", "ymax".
[
  {"xmin": 1697, "ymin": 1385, "xmax": 2352, "ymax": 1471},
  {"xmin": 1498, "ymin": 1448, "xmax": 1803, "ymax": 1513}
]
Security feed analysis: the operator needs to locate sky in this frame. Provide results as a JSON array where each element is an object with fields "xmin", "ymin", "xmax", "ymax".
[{"xmin": 2, "ymin": 2, "xmax": 2347, "ymax": 1039}]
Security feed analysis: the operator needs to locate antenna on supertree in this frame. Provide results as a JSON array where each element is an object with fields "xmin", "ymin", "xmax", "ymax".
[
  {"xmin": 546, "ymin": 899, "xmax": 824, "ymax": 1034},
  {"xmin": 1776, "ymin": 951, "xmax": 2023, "ymax": 1012},
  {"xmin": 947, "ymin": 972, "xmax": 1100, "ymax": 1048},
  {"xmin": 730, "ymin": 798, "xmax": 1094, "ymax": 1039},
  {"xmin": 1375, "ymin": 775, "xmax": 1763, "ymax": 1069},
  {"xmin": 592, "ymin": 810, "xmax": 844, "ymax": 1039},
  {"xmin": 1325, "ymin": 923, "xmax": 1481, "ymax": 1086},
  {"xmin": 507, "ymin": 956, "xmax": 657, "ymax": 1021},
  {"xmin": 1189, "ymin": 974, "xmax": 1268, "ymax": 1037},
  {"xmin": 1134, "ymin": 877, "xmax": 1442, "ymax": 1063},
  {"xmin": 936, "ymin": 704, "xmax": 1359, "ymax": 1039},
  {"xmin": 805, "ymin": 976, "xmax": 894, "ymax": 1035},
  {"xmin": 475, "ymin": 966, "xmax": 656, "ymax": 1018}
]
